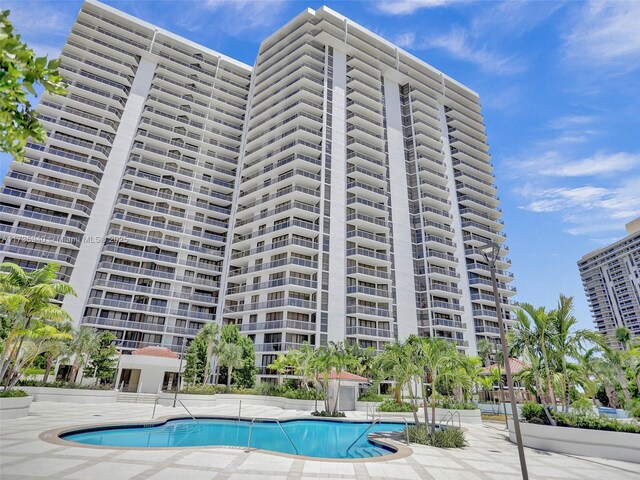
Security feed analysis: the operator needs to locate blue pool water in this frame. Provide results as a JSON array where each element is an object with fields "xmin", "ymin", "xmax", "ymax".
[{"xmin": 61, "ymin": 418, "xmax": 406, "ymax": 458}]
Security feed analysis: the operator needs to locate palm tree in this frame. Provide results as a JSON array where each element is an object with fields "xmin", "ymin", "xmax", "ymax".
[
  {"xmin": 217, "ymin": 342, "xmax": 243, "ymax": 389},
  {"xmin": 510, "ymin": 303, "xmax": 557, "ymax": 409},
  {"xmin": 549, "ymin": 295, "xmax": 605, "ymax": 410},
  {"xmin": 198, "ymin": 323, "xmax": 220, "ymax": 385},
  {"xmin": 476, "ymin": 339, "xmax": 494, "ymax": 367},
  {"xmin": 14, "ymin": 322, "xmax": 72, "ymax": 384},
  {"xmin": 615, "ymin": 327, "xmax": 631, "ymax": 350},
  {"xmin": 575, "ymin": 347, "xmax": 599, "ymax": 406},
  {"xmin": 267, "ymin": 353, "xmax": 289, "ymax": 385},
  {"xmin": 377, "ymin": 341, "xmax": 421, "ymax": 425},
  {"xmin": 414, "ymin": 336, "xmax": 456, "ymax": 434},
  {"xmin": 41, "ymin": 321, "xmax": 73, "ymax": 382},
  {"xmin": 0, "ymin": 262, "xmax": 76, "ymax": 389},
  {"xmin": 603, "ymin": 347, "xmax": 632, "ymax": 406},
  {"xmin": 68, "ymin": 326, "xmax": 100, "ymax": 384}
]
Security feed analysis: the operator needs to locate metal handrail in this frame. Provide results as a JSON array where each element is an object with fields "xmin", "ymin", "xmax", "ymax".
[
  {"xmin": 440, "ymin": 410, "xmax": 461, "ymax": 429},
  {"xmin": 178, "ymin": 399, "xmax": 199, "ymax": 425},
  {"xmin": 346, "ymin": 418, "xmax": 380, "ymax": 454},
  {"xmin": 382, "ymin": 416, "xmax": 410, "ymax": 445},
  {"xmin": 152, "ymin": 398, "xmax": 159, "ymax": 419},
  {"xmin": 246, "ymin": 417, "xmax": 298, "ymax": 454}
]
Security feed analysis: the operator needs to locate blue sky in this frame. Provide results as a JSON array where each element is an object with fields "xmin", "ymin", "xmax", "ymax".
[{"xmin": 3, "ymin": 0, "xmax": 640, "ymax": 331}]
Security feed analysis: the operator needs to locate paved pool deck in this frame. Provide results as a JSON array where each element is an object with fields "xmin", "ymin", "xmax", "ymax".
[{"xmin": 1, "ymin": 402, "xmax": 638, "ymax": 480}]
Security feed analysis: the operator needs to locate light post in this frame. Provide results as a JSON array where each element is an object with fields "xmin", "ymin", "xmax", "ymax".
[
  {"xmin": 493, "ymin": 343, "xmax": 508, "ymax": 427},
  {"xmin": 482, "ymin": 242, "xmax": 528, "ymax": 480}
]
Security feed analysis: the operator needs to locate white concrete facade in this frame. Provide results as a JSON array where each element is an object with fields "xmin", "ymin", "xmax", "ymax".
[{"xmin": 0, "ymin": 1, "xmax": 516, "ymax": 375}]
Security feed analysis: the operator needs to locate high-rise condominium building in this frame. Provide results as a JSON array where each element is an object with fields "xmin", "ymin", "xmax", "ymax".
[
  {"xmin": 578, "ymin": 218, "xmax": 640, "ymax": 348},
  {"xmin": 0, "ymin": 0, "xmax": 516, "ymax": 377}
]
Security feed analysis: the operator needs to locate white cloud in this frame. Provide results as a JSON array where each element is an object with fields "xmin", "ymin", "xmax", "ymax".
[
  {"xmin": 393, "ymin": 32, "xmax": 416, "ymax": 48},
  {"xmin": 377, "ymin": 0, "xmax": 454, "ymax": 16},
  {"xmin": 547, "ymin": 115, "xmax": 598, "ymax": 130},
  {"xmin": 424, "ymin": 28, "xmax": 526, "ymax": 75},
  {"xmin": 519, "ymin": 151, "xmax": 640, "ymax": 178},
  {"xmin": 519, "ymin": 177, "xmax": 640, "ymax": 237},
  {"xmin": 471, "ymin": 2, "xmax": 563, "ymax": 37},
  {"xmin": 203, "ymin": 0, "xmax": 288, "ymax": 31},
  {"xmin": 565, "ymin": 1, "xmax": 640, "ymax": 71}
]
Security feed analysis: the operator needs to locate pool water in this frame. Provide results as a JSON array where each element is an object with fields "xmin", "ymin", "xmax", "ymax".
[{"xmin": 61, "ymin": 418, "xmax": 407, "ymax": 458}]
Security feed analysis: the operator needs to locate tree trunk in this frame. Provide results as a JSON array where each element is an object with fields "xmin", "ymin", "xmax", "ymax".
[
  {"xmin": 421, "ymin": 374, "xmax": 430, "ymax": 433},
  {"xmin": 332, "ymin": 378, "xmax": 342, "ymax": 414},
  {"xmin": 227, "ymin": 366, "xmax": 232, "ymax": 389},
  {"xmin": 406, "ymin": 381, "xmax": 420, "ymax": 426},
  {"xmin": 42, "ymin": 353, "xmax": 54, "ymax": 383},
  {"xmin": 430, "ymin": 374, "xmax": 437, "ymax": 436},
  {"xmin": 616, "ymin": 369, "xmax": 632, "ymax": 405}
]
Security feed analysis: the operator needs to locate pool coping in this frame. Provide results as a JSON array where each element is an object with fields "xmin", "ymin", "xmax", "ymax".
[{"xmin": 38, "ymin": 414, "xmax": 415, "ymax": 463}]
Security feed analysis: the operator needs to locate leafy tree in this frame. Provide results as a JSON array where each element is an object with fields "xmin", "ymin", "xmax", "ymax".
[
  {"xmin": 233, "ymin": 334, "xmax": 257, "ymax": 388},
  {"xmin": 86, "ymin": 331, "xmax": 118, "ymax": 385},
  {"xmin": 0, "ymin": 10, "xmax": 67, "ymax": 162},
  {"xmin": 183, "ymin": 334, "xmax": 207, "ymax": 385}
]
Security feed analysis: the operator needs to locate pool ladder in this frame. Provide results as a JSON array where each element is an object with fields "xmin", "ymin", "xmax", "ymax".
[
  {"xmin": 152, "ymin": 398, "xmax": 199, "ymax": 425},
  {"xmin": 245, "ymin": 417, "xmax": 298, "ymax": 455}
]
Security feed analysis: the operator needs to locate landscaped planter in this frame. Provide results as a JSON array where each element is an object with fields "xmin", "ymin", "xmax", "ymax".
[
  {"xmin": 355, "ymin": 402, "xmax": 481, "ymax": 424},
  {"xmin": 508, "ymin": 420, "xmax": 640, "ymax": 464},
  {"xmin": 21, "ymin": 386, "xmax": 117, "ymax": 404},
  {"xmin": 0, "ymin": 395, "xmax": 33, "ymax": 419},
  {"xmin": 157, "ymin": 393, "xmax": 319, "ymax": 411}
]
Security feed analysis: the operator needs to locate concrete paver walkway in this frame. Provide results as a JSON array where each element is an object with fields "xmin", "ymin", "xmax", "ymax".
[{"xmin": 1, "ymin": 402, "xmax": 638, "ymax": 479}]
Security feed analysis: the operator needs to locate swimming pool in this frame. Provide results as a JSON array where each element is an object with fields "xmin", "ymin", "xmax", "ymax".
[{"xmin": 61, "ymin": 418, "xmax": 407, "ymax": 459}]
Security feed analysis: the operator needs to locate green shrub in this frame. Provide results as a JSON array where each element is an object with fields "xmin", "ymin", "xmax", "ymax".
[
  {"xmin": 405, "ymin": 426, "xmax": 466, "ymax": 448},
  {"xmin": 570, "ymin": 397, "xmax": 594, "ymax": 416},
  {"xmin": 180, "ymin": 384, "xmax": 226, "ymax": 395},
  {"xmin": 358, "ymin": 391, "xmax": 386, "ymax": 402},
  {"xmin": 0, "ymin": 389, "xmax": 27, "ymax": 398},
  {"xmin": 16, "ymin": 380, "xmax": 112, "ymax": 390},
  {"xmin": 311, "ymin": 410, "xmax": 346, "ymax": 417},
  {"xmin": 521, "ymin": 402, "xmax": 546, "ymax": 423},
  {"xmin": 379, "ymin": 399, "xmax": 415, "ymax": 412},
  {"xmin": 432, "ymin": 400, "xmax": 477, "ymax": 410},
  {"xmin": 22, "ymin": 367, "xmax": 45, "ymax": 376},
  {"xmin": 628, "ymin": 401, "xmax": 640, "ymax": 421},
  {"xmin": 281, "ymin": 388, "xmax": 323, "ymax": 400},
  {"xmin": 553, "ymin": 412, "xmax": 640, "ymax": 434}
]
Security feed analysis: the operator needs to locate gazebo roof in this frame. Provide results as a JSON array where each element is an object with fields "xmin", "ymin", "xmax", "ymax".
[
  {"xmin": 319, "ymin": 368, "xmax": 368, "ymax": 382},
  {"xmin": 481, "ymin": 358, "xmax": 529, "ymax": 375},
  {"xmin": 131, "ymin": 346, "xmax": 179, "ymax": 359}
]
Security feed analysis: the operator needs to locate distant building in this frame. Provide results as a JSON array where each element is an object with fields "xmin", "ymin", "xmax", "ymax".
[{"xmin": 578, "ymin": 218, "xmax": 640, "ymax": 348}]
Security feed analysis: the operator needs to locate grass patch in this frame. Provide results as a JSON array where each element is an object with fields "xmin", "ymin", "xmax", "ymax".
[
  {"xmin": 379, "ymin": 399, "xmax": 416, "ymax": 412},
  {"xmin": 311, "ymin": 410, "xmax": 346, "ymax": 417},
  {"xmin": 521, "ymin": 402, "xmax": 640, "ymax": 434},
  {"xmin": 0, "ymin": 389, "xmax": 28, "ymax": 398},
  {"xmin": 405, "ymin": 426, "xmax": 467, "ymax": 448}
]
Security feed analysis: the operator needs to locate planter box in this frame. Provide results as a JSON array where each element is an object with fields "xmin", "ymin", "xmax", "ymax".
[
  {"xmin": 356, "ymin": 402, "xmax": 481, "ymax": 425},
  {"xmin": 0, "ymin": 395, "xmax": 33, "ymax": 419},
  {"xmin": 157, "ymin": 393, "xmax": 319, "ymax": 411},
  {"xmin": 508, "ymin": 420, "xmax": 640, "ymax": 464},
  {"xmin": 21, "ymin": 387, "xmax": 117, "ymax": 404}
]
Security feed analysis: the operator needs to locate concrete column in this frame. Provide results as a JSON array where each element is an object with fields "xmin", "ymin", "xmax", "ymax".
[
  {"xmin": 62, "ymin": 55, "xmax": 158, "ymax": 325},
  {"xmin": 384, "ymin": 76, "xmax": 418, "ymax": 341},
  {"xmin": 327, "ymin": 49, "xmax": 347, "ymax": 343}
]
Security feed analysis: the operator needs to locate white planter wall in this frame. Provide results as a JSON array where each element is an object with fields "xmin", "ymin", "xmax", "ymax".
[
  {"xmin": 156, "ymin": 393, "xmax": 320, "ymax": 411},
  {"xmin": 21, "ymin": 387, "xmax": 117, "ymax": 404},
  {"xmin": 0, "ymin": 396, "xmax": 33, "ymax": 419},
  {"xmin": 508, "ymin": 420, "xmax": 640, "ymax": 464},
  {"xmin": 355, "ymin": 402, "xmax": 482, "ymax": 425}
]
